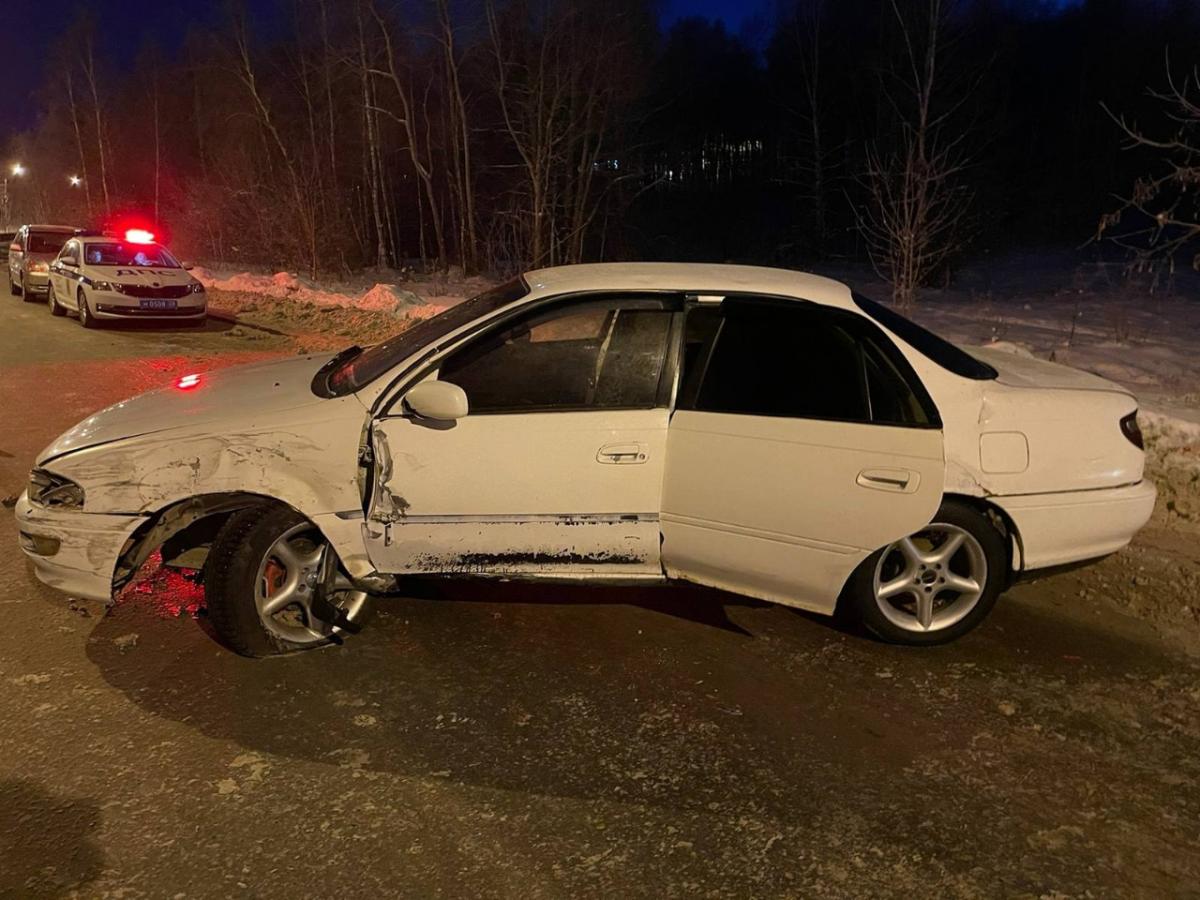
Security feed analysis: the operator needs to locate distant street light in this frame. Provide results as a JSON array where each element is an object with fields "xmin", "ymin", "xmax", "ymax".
[
  {"xmin": 2, "ymin": 163, "xmax": 26, "ymax": 226},
  {"xmin": 69, "ymin": 175, "xmax": 81, "ymax": 187}
]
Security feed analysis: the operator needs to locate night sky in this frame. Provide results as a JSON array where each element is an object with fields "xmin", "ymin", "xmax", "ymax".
[
  {"xmin": 0, "ymin": 0, "xmax": 1075, "ymax": 138},
  {"xmin": 0, "ymin": 0, "xmax": 763, "ymax": 137}
]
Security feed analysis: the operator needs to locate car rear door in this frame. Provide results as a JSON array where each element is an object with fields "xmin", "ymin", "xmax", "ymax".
[
  {"xmin": 660, "ymin": 297, "xmax": 946, "ymax": 613},
  {"xmin": 363, "ymin": 293, "xmax": 683, "ymax": 578}
]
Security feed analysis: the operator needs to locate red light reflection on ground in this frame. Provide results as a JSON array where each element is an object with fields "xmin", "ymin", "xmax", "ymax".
[{"xmin": 113, "ymin": 551, "xmax": 206, "ymax": 619}]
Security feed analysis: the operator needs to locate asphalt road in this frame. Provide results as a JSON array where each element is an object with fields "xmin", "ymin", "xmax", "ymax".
[{"xmin": 2, "ymin": 293, "xmax": 1198, "ymax": 898}]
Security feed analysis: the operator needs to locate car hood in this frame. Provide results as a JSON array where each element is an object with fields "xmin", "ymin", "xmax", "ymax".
[
  {"xmin": 967, "ymin": 345, "xmax": 1131, "ymax": 396},
  {"xmin": 38, "ymin": 353, "xmax": 343, "ymax": 463},
  {"xmin": 103, "ymin": 266, "xmax": 197, "ymax": 287}
]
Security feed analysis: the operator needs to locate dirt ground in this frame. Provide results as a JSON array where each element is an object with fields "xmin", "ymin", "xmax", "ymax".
[{"xmin": 2, "ymin": 293, "xmax": 1199, "ymax": 898}]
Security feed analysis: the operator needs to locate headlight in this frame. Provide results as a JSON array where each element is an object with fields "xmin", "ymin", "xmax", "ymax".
[
  {"xmin": 188, "ymin": 282, "xmax": 205, "ymax": 294},
  {"xmin": 90, "ymin": 280, "xmax": 122, "ymax": 293},
  {"xmin": 28, "ymin": 469, "xmax": 85, "ymax": 509}
]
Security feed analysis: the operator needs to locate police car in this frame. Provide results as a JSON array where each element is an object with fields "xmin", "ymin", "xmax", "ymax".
[{"xmin": 46, "ymin": 229, "xmax": 206, "ymax": 328}]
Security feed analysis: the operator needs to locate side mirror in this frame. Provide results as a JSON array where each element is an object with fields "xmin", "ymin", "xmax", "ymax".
[
  {"xmin": 182, "ymin": 261, "xmax": 194, "ymax": 271},
  {"xmin": 403, "ymin": 380, "xmax": 469, "ymax": 421}
]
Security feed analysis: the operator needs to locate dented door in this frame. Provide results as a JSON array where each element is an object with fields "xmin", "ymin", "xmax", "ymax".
[
  {"xmin": 362, "ymin": 295, "xmax": 681, "ymax": 577},
  {"xmin": 364, "ymin": 409, "xmax": 668, "ymax": 576}
]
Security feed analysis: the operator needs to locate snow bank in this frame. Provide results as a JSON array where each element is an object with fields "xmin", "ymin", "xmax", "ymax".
[{"xmin": 192, "ymin": 267, "xmax": 439, "ymax": 316}]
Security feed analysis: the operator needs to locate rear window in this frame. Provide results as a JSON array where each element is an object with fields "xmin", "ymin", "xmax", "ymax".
[
  {"xmin": 852, "ymin": 293, "xmax": 997, "ymax": 380},
  {"xmin": 28, "ymin": 232, "xmax": 70, "ymax": 255}
]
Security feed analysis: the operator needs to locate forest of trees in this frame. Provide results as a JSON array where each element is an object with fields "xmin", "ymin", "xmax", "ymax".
[{"xmin": 3, "ymin": 0, "xmax": 1199, "ymax": 299}]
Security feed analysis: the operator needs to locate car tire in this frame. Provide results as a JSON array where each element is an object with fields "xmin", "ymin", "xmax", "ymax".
[
  {"xmin": 841, "ymin": 499, "xmax": 1007, "ymax": 646},
  {"xmin": 8, "ymin": 271, "xmax": 18, "ymax": 296},
  {"xmin": 48, "ymin": 283, "xmax": 65, "ymax": 316},
  {"xmin": 78, "ymin": 290, "xmax": 99, "ymax": 328},
  {"xmin": 204, "ymin": 504, "xmax": 372, "ymax": 658}
]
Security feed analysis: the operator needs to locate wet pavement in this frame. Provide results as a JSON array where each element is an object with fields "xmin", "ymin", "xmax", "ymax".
[{"xmin": 2, "ymin": 294, "xmax": 1198, "ymax": 898}]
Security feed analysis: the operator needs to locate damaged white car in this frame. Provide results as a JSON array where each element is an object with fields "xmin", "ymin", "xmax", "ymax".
[{"xmin": 16, "ymin": 264, "xmax": 1156, "ymax": 655}]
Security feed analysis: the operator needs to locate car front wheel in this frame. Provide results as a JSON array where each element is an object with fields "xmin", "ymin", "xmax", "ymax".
[
  {"xmin": 48, "ymin": 283, "xmax": 65, "ymax": 316},
  {"xmin": 78, "ymin": 290, "xmax": 99, "ymax": 328},
  {"xmin": 205, "ymin": 504, "xmax": 372, "ymax": 657},
  {"xmin": 842, "ymin": 500, "xmax": 1006, "ymax": 645}
]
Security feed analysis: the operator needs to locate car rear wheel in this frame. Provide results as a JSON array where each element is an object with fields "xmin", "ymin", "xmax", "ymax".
[
  {"xmin": 78, "ymin": 290, "xmax": 99, "ymax": 328},
  {"xmin": 20, "ymin": 275, "xmax": 35, "ymax": 302},
  {"xmin": 842, "ymin": 500, "xmax": 1006, "ymax": 645},
  {"xmin": 47, "ymin": 283, "xmax": 65, "ymax": 316},
  {"xmin": 205, "ymin": 505, "xmax": 372, "ymax": 657},
  {"xmin": 8, "ymin": 271, "xmax": 19, "ymax": 296}
]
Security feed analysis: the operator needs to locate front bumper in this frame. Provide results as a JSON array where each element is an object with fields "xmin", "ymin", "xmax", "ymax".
[
  {"xmin": 995, "ymin": 480, "xmax": 1157, "ymax": 572},
  {"xmin": 14, "ymin": 491, "xmax": 149, "ymax": 601},
  {"xmin": 92, "ymin": 291, "xmax": 206, "ymax": 320}
]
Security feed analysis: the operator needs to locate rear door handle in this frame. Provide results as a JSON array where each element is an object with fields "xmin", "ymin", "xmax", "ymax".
[
  {"xmin": 857, "ymin": 468, "xmax": 919, "ymax": 493},
  {"xmin": 597, "ymin": 443, "xmax": 648, "ymax": 465}
]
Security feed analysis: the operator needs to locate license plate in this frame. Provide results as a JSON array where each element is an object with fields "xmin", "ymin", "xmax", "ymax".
[{"xmin": 139, "ymin": 299, "xmax": 177, "ymax": 310}]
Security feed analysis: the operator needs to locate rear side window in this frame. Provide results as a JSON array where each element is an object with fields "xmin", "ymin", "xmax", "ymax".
[
  {"xmin": 852, "ymin": 292, "xmax": 997, "ymax": 380},
  {"xmin": 678, "ymin": 298, "xmax": 938, "ymax": 427}
]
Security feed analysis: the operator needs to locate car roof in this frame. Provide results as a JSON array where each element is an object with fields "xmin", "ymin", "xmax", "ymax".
[
  {"xmin": 76, "ymin": 235, "xmax": 162, "ymax": 245},
  {"xmin": 24, "ymin": 224, "xmax": 78, "ymax": 233},
  {"xmin": 522, "ymin": 262, "xmax": 857, "ymax": 311}
]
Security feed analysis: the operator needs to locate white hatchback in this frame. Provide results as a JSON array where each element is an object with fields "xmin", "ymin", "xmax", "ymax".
[
  {"xmin": 15, "ymin": 264, "xmax": 1155, "ymax": 654},
  {"xmin": 46, "ymin": 230, "xmax": 206, "ymax": 327}
]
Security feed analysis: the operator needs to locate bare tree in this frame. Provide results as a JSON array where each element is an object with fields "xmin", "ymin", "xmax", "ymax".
[
  {"xmin": 858, "ymin": 0, "xmax": 974, "ymax": 309},
  {"xmin": 232, "ymin": 9, "xmax": 320, "ymax": 277},
  {"xmin": 63, "ymin": 68, "xmax": 94, "ymax": 217},
  {"xmin": 1099, "ymin": 59, "xmax": 1200, "ymax": 280},
  {"xmin": 79, "ymin": 24, "xmax": 112, "ymax": 215},
  {"xmin": 438, "ymin": 0, "xmax": 478, "ymax": 273},
  {"xmin": 485, "ymin": 0, "xmax": 645, "ymax": 268},
  {"xmin": 370, "ymin": 0, "xmax": 448, "ymax": 270},
  {"xmin": 784, "ymin": 0, "xmax": 833, "ymax": 250}
]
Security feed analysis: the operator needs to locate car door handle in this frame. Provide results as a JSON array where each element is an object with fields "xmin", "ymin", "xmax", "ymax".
[
  {"xmin": 597, "ymin": 443, "xmax": 648, "ymax": 465},
  {"xmin": 856, "ymin": 468, "xmax": 919, "ymax": 493}
]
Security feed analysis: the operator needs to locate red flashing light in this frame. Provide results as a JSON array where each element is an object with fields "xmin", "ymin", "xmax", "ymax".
[
  {"xmin": 125, "ymin": 228, "xmax": 156, "ymax": 244},
  {"xmin": 175, "ymin": 373, "xmax": 202, "ymax": 391}
]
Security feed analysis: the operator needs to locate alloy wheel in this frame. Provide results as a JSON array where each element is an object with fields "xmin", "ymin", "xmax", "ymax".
[
  {"xmin": 872, "ymin": 523, "xmax": 988, "ymax": 633},
  {"xmin": 253, "ymin": 523, "xmax": 369, "ymax": 645}
]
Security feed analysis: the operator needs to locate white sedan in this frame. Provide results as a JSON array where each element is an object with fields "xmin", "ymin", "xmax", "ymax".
[
  {"xmin": 46, "ymin": 230, "xmax": 206, "ymax": 327},
  {"xmin": 15, "ymin": 264, "xmax": 1155, "ymax": 654}
]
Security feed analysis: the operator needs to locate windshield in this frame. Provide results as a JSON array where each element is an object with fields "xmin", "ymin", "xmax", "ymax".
[
  {"xmin": 852, "ymin": 292, "xmax": 998, "ymax": 381},
  {"xmin": 324, "ymin": 278, "xmax": 531, "ymax": 396},
  {"xmin": 84, "ymin": 242, "xmax": 180, "ymax": 267},
  {"xmin": 29, "ymin": 232, "xmax": 69, "ymax": 255}
]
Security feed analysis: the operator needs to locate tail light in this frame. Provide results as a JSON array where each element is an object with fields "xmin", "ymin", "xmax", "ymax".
[{"xmin": 1120, "ymin": 411, "xmax": 1144, "ymax": 450}]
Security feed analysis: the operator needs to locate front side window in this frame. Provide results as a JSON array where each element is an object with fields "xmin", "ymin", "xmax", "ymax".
[
  {"xmin": 678, "ymin": 297, "xmax": 937, "ymax": 427},
  {"xmin": 59, "ymin": 242, "xmax": 79, "ymax": 267},
  {"xmin": 437, "ymin": 298, "xmax": 675, "ymax": 413},
  {"xmin": 83, "ymin": 242, "xmax": 180, "ymax": 267}
]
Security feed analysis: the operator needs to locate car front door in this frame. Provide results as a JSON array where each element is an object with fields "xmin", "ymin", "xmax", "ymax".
[
  {"xmin": 50, "ymin": 241, "xmax": 78, "ymax": 305},
  {"xmin": 363, "ymin": 293, "xmax": 682, "ymax": 578},
  {"xmin": 660, "ymin": 296, "xmax": 946, "ymax": 613}
]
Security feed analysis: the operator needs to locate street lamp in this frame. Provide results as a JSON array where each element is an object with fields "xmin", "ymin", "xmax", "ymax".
[
  {"xmin": 69, "ymin": 175, "xmax": 81, "ymax": 187},
  {"xmin": 2, "ymin": 163, "xmax": 25, "ymax": 226}
]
